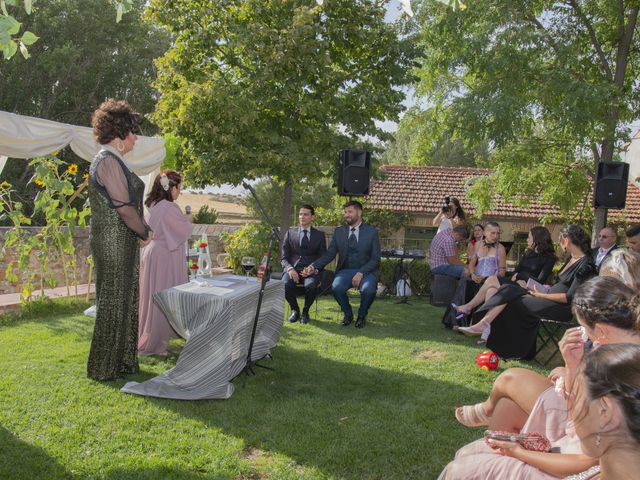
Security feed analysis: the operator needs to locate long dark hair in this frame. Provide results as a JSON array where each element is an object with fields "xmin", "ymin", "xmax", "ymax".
[
  {"xmin": 573, "ymin": 344, "xmax": 640, "ymax": 446},
  {"xmin": 145, "ymin": 169, "xmax": 182, "ymax": 207},
  {"xmin": 450, "ymin": 197, "xmax": 465, "ymax": 221},
  {"xmin": 560, "ymin": 224, "xmax": 591, "ymax": 255},
  {"xmin": 530, "ymin": 226, "xmax": 556, "ymax": 259},
  {"xmin": 572, "ymin": 276, "xmax": 640, "ymax": 333}
]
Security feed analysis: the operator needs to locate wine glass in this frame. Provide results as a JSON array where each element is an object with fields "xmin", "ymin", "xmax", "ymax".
[{"xmin": 241, "ymin": 256, "xmax": 256, "ymax": 283}]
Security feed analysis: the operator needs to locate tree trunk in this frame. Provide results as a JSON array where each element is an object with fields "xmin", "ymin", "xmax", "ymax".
[{"xmin": 279, "ymin": 180, "xmax": 293, "ymax": 248}]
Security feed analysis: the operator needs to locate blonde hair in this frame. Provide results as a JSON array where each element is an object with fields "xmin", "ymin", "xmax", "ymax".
[{"xmin": 600, "ymin": 249, "xmax": 640, "ymax": 290}]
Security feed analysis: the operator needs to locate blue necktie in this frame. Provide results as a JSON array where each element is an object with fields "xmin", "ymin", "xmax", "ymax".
[
  {"xmin": 301, "ymin": 230, "xmax": 310, "ymax": 251},
  {"xmin": 348, "ymin": 228, "xmax": 357, "ymax": 248}
]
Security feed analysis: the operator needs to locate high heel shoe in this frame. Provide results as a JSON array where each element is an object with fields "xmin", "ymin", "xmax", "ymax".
[
  {"xmin": 451, "ymin": 303, "xmax": 470, "ymax": 319},
  {"xmin": 457, "ymin": 320, "xmax": 487, "ymax": 337}
]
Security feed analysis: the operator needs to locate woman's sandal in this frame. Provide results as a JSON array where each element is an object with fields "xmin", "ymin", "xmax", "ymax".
[
  {"xmin": 457, "ymin": 320, "xmax": 487, "ymax": 337},
  {"xmin": 455, "ymin": 403, "xmax": 490, "ymax": 427}
]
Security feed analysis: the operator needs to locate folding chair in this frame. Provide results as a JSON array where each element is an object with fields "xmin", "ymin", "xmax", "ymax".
[{"xmin": 535, "ymin": 318, "xmax": 578, "ymax": 366}]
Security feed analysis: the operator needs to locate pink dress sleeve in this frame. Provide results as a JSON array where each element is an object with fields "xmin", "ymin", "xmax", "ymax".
[{"xmin": 147, "ymin": 201, "xmax": 193, "ymax": 252}]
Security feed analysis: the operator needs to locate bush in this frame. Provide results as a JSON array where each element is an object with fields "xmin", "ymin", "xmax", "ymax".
[
  {"xmin": 192, "ymin": 205, "xmax": 218, "ymax": 224},
  {"xmin": 220, "ymin": 223, "xmax": 280, "ymax": 275},
  {"xmin": 379, "ymin": 258, "xmax": 432, "ymax": 296}
]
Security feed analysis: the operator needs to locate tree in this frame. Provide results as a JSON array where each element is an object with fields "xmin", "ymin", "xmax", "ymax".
[
  {"xmin": 381, "ymin": 106, "xmax": 487, "ymax": 166},
  {"xmin": 413, "ymin": 1, "xmax": 640, "ymax": 235},
  {"xmin": 148, "ymin": 0, "xmax": 416, "ymax": 239},
  {"xmin": 0, "ymin": 0, "xmax": 170, "ymax": 223}
]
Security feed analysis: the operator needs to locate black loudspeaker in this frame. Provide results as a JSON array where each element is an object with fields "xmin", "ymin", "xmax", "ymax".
[
  {"xmin": 593, "ymin": 161, "xmax": 629, "ymax": 209},
  {"xmin": 338, "ymin": 149, "xmax": 371, "ymax": 196}
]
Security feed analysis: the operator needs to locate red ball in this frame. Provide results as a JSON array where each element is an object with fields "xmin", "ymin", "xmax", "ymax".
[{"xmin": 476, "ymin": 350, "xmax": 499, "ymax": 371}]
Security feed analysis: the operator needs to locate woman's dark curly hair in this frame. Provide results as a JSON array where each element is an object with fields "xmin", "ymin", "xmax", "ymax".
[
  {"xmin": 559, "ymin": 224, "xmax": 591, "ymax": 255},
  {"xmin": 91, "ymin": 99, "xmax": 142, "ymax": 144},
  {"xmin": 145, "ymin": 170, "xmax": 182, "ymax": 208},
  {"xmin": 529, "ymin": 226, "xmax": 556, "ymax": 259}
]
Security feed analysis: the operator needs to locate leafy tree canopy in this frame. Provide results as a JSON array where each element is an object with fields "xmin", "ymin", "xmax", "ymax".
[
  {"xmin": 413, "ymin": 0, "xmax": 640, "ymax": 225},
  {"xmin": 148, "ymin": 0, "xmax": 417, "ymax": 235}
]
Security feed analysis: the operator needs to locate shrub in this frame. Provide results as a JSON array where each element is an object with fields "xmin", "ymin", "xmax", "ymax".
[
  {"xmin": 379, "ymin": 258, "xmax": 432, "ymax": 296},
  {"xmin": 220, "ymin": 223, "xmax": 280, "ymax": 275},
  {"xmin": 192, "ymin": 205, "xmax": 218, "ymax": 224}
]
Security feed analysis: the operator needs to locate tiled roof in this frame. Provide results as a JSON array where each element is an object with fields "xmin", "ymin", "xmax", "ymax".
[{"xmin": 367, "ymin": 165, "xmax": 640, "ymax": 223}]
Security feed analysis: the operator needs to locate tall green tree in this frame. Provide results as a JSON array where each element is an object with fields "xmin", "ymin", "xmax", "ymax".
[
  {"xmin": 148, "ymin": 0, "xmax": 416, "ymax": 238},
  {"xmin": 413, "ymin": 1, "xmax": 640, "ymax": 233}
]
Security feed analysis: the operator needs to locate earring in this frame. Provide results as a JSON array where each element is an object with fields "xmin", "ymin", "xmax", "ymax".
[
  {"xmin": 595, "ymin": 433, "xmax": 601, "ymax": 447},
  {"xmin": 116, "ymin": 140, "xmax": 125, "ymax": 153}
]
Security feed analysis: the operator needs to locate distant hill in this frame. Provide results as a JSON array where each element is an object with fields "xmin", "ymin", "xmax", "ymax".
[{"xmin": 175, "ymin": 192, "xmax": 256, "ymax": 224}]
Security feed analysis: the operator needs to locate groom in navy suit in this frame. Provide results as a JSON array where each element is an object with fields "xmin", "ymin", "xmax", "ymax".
[
  {"xmin": 281, "ymin": 204, "xmax": 327, "ymax": 325},
  {"xmin": 305, "ymin": 200, "xmax": 380, "ymax": 329}
]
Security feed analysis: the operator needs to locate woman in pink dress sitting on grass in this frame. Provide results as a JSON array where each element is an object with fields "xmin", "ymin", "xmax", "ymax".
[{"xmin": 138, "ymin": 170, "xmax": 193, "ymax": 356}]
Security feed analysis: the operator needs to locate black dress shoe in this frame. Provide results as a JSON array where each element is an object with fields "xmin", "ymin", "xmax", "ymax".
[
  {"xmin": 288, "ymin": 311, "xmax": 300, "ymax": 323},
  {"xmin": 355, "ymin": 316, "xmax": 366, "ymax": 328},
  {"xmin": 300, "ymin": 313, "xmax": 311, "ymax": 325},
  {"xmin": 341, "ymin": 315, "xmax": 353, "ymax": 326}
]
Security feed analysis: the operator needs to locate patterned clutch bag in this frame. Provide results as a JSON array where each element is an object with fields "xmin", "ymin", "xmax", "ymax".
[{"xmin": 484, "ymin": 430, "xmax": 553, "ymax": 452}]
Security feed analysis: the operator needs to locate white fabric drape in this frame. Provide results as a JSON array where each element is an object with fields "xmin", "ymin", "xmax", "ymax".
[{"xmin": 0, "ymin": 110, "xmax": 165, "ymax": 175}]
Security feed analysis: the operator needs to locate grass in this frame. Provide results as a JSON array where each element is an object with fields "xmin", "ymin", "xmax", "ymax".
[{"xmin": 0, "ymin": 295, "xmax": 551, "ymax": 479}]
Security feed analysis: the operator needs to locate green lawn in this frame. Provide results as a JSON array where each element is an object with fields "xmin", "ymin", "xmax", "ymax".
[{"xmin": 0, "ymin": 296, "xmax": 550, "ymax": 479}]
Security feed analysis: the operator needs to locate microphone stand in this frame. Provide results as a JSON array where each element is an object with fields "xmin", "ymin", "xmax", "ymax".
[{"xmin": 241, "ymin": 181, "xmax": 281, "ymax": 375}]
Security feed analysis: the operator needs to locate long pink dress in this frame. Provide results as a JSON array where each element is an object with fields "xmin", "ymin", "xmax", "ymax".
[
  {"xmin": 138, "ymin": 200, "xmax": 193, "ymax": 355},
  {"xmin": 438, "ymin": 387, "xmax": 587, "ymax": 479}
]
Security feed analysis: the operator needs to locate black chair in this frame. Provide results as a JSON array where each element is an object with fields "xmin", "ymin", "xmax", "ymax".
[
  {"xmin": 430, "ymin": 273, "xmax": 458, "ymax": 307},
  {"xmin": 272, "ymin": 269, "xmax": 334, "ymax": 320},
  {"xmin": 535, "ymin": 318, "xmax": 578, "ymax": 366}
]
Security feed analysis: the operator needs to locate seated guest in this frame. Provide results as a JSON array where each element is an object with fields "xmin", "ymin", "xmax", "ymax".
[
  {"xmin": 454, "ymin": 226, "xmax": 556, "ymax": 316},
  {"xmin": 591, "ymin": 226, "xmax": 618, "ymax": 271},
  {"xmin": 458, "ymin": 225, "xmax": 596, "ymax": 360},
  {"xmin": 467, "ymin": 221, "xmax": 506, "ymax": 284},
  {"xmin": 429, "ymin": 225, "xmax": 469, "ymax": 279},
  {"xmin": 305, "ymin": 200, "xmax": 380, "ymax": 329},
  {"xmin": 567, "ymin": 343, "xmax": 640, "ymax": 480},
  {"xmin": 466, "ymin": 224, "xmax": 484, "ymax": 265},
  {"xmin": 625, "ymin": 224, "xmax": 640, "ymax": 253},
  {"xmin": 599, "ymin": 248, "xmax": 640, "ymax": 290},
  {"xmin": 281, "ymin": 204, "xmax": 327, "ymax": 325},
  {"xmin": 440, "ymin": 276, "xmax": 640, "ymax": 480}
]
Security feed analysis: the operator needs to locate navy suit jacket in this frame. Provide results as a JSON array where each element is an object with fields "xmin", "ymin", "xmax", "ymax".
[
  {"xmin": 281, "ymin": 226, "xmax": 327, "ymax": 271},
  {"xmin": 312, "ymin": 223, "xmax": 381, "ymax": 279}
]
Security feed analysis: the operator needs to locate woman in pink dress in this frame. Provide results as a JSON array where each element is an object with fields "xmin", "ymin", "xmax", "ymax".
[{"xmin": 138, "ymin": 170, "xmax": 193, "ymax": 356}]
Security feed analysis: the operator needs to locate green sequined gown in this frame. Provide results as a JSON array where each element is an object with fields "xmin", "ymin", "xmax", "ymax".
[{"xmin": 87, "ymin": 152, "xmax": 144, "ymax": 381}]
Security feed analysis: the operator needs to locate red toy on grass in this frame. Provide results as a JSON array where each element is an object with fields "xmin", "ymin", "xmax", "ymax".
[{"xmin": 476, "ymin": 351, "xmax": 499, "ymax": 371}]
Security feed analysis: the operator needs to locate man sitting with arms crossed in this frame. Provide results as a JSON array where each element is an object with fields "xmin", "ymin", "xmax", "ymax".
[
  {"xmin": 429, "ymin": 225, "xmax": 469, "ymax": 279},
  {"xmin": 281, "ymin": 204, "xmax": 327, "ymax": 325},
  {"xmin": 592, "ymin": 226, "xmax": 618, "ymax": 272},
  {"xmin": 303, "ymin": 200, "xmax": 380, "ymax": 329}
]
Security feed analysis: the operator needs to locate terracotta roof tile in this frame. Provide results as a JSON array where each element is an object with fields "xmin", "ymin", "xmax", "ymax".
[{"xmin": 367, "ymin": 165, "xmax": 640, "ymax": 223}]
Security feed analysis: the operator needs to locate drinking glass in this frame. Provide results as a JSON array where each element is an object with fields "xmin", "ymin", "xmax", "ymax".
[{"xmin": 241, "ymin": 256, "xmax": 256, "ymax": 283}]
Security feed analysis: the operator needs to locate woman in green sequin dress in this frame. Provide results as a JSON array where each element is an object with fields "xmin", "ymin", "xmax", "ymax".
[{"xmin": 87, "ymin": 99, "xmax": 151, "ymax": 381}]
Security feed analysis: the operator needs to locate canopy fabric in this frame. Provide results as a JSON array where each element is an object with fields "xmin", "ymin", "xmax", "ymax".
[{"xmin": 0, "ymin": 110, "xmax": 165, "ymax": 175}]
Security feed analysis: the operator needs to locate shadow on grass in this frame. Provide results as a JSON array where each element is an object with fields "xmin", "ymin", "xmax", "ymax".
[
  {"xmin": 122, "ymin": 345, "xmax": 483, "ymax": 479},
  {"xmin": 0, "ymin": 425, "xmax": 73, "ymax": 480}
]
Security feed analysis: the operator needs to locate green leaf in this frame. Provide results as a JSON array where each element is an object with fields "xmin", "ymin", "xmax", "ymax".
[
  {"xmin": 116, "ymin": 2, "xmax": 123, "ymax": 23},
  {"xmin": 1, "ymin": 1, "xmax": 8, "ymax": 17},
  {"xmin": 20, "ymin": 30, "xmax": 38, "ymax": 46},
  {"xmin": 24, "ymin": 0, "xmax": 32, "ymax": 15},
  {"xmin": 0, "ymin": 14, "xmax": 20, "ymax": 35},
  {"xmin": 2, "ymin": 39, "xmax": 17, "ymax": 59}
]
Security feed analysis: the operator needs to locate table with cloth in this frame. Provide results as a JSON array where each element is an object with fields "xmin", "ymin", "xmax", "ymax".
[{"xmin": 121, "ymin": 275, "xmax": 284, "ymax": 400}]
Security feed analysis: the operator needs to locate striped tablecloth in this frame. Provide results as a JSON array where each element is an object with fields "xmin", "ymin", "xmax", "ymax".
[{"xmin": 121, "ymin": 275, "xmax": 284, "ymax": 400}]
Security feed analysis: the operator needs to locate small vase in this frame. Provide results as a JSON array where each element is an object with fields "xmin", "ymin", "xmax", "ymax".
[
  {"xmin": 189, "ymin": 269, "xmax": 198, "ymax": 281},
  {"xmin": 197, "ymin": 248, "xmax": 212, "ymax": 276}
]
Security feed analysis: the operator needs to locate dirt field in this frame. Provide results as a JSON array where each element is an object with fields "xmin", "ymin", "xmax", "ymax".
[{"xmin": 175, "ymin": 192, "xmax": 252, "ymax": 224}]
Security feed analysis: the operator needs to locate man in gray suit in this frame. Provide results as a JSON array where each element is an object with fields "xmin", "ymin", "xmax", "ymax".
[
  {"xmin": 305, "ymin": 200, "xmax": 380, "ymax": 328},
  {"xmin": 281, "ymin": 204, "xmax": 327, "ymax": 325}
]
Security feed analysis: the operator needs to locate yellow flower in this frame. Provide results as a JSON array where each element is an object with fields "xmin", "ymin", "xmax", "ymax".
[
  {"xmin": 51, "ymin": 150, "xmax": 60, "ymax": 157},
  {"xmin": 22, "ymin": 287, "xmax": 31, "ymax": 299},
  {"xmin": 0, "ymin": 180, "xmax": 12, "ymax": 190},
  {"xmin": 82, "ymin": 173, "xmax": 89, "ymax": 182},
  {"xmin": 67, "ymin": 164, "xmax": 79, "ymax": 175},
  {"xmin": 20, "ymin": 215, "xmax": 29, "ymax": 224},
  {"xmin": 35, "ymin": 177, "xmax": 45, "ymax": 187}
]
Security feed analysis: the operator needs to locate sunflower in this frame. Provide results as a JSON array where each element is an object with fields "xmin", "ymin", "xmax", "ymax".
[
  {"xmin": 82, "ymin": 173, "xmax": 89, "ymax": 182},
  {"xmin": 0, "ymin": 181, "xmax": 12, "ymax": 190},
  {"xmin": 35, "ymin": 178, "xmax": 45, "ymax": 187},
  {"xmin": 67, "ymin": 163, "xmax": 79, "ymax": 175}
]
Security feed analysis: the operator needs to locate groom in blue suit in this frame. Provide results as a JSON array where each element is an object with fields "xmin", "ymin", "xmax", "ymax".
[{"xmin": 305, "ymin": 200, "xmax": 381, "ymax": 328}]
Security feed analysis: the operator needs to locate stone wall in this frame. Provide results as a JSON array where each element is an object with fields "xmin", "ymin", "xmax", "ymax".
[{"xmin": 0, "ymin": 224, "xmax": 242, "ymax": 295}]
